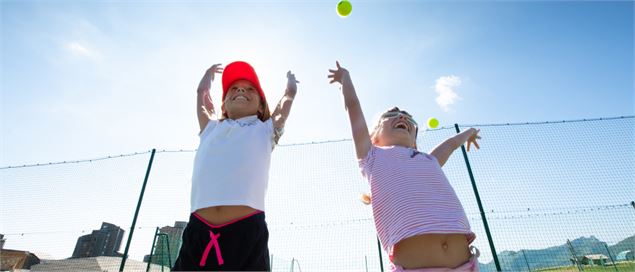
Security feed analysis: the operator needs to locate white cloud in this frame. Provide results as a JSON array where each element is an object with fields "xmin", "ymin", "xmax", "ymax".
[
  {"xmin": 65, "ymin": 41, "xmax": 100, "ymax": 59},
  {"xmin": 434, "ymin": 75, "xmax": 461, "ymax": 111}
]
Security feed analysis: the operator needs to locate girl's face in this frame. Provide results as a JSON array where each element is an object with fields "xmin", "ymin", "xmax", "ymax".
[
  {"xmin": 222, "ymin": 80, "xmax": 262, "ymax": 119},
  {"xmin": 372, "ymin": 109, "xmax": 418, "ymax": 148}
]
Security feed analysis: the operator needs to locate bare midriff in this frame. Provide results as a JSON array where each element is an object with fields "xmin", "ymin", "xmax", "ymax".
[
  {"xmin": 392, "ymin": 233, "xmax": 470, "ymax": 269},
  {"xmin": 195, "ymin": 205, "xmax": 259, "ymax": 225}
]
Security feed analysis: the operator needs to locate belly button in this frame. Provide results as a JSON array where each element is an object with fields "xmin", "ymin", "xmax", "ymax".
[{"xmin": 442, "ymin": 243, "xmax": 449, "ymax": 250}]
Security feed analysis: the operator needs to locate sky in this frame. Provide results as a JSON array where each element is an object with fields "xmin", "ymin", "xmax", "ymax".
[
  {"xmin": 1, "ymin": 0, "xmax": 634, "ymax": 270},
  {"xmin": 2, "ymin": 0, "xmax": 633, "ymax": 166}
]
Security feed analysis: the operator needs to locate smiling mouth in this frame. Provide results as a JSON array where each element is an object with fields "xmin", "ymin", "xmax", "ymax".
[
  {"xmin": 232, "ymin": 95, "xmax": 249, "ymax": 101},
  {"xmin": 393, "ymin": 121, "xmax": 410, "ymax": 132}
]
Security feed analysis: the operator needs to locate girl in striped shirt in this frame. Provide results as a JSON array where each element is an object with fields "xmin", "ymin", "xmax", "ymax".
[{"xmin": 328, "ymin": 61, "xmax": 482, "ymax": 272}]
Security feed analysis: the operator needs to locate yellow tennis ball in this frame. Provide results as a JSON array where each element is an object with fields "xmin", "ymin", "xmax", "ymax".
[
  {"xmin": 427, "ymin": 117, "xmax": 439, "ymax": 129},
  {"xmin": 337, "ymin": 0, "xmax": 352, "ymax": 17}
]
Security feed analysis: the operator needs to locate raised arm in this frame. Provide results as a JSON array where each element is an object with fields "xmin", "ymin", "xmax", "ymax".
[
  {"xmin": 328, "ymin": 61, "xmax": 371, "ymax": 160},
  {"xmin": 430, "ymin": 128, "xmax": 481, "ymax": 167},
  {"xmin": 196, "ymin": 64, "xmax": 223, "ymax": 134},
  {"xmin": 271, "ymin": 71, "xmax": 299, "ymax": 142}
]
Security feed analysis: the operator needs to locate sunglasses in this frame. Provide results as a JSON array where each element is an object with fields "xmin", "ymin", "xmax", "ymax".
[{"xmin": 380, "ymin": 111, "xmax": 418, "ymax": 128}]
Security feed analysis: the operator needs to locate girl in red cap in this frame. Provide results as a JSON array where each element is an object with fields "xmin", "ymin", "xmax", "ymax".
[
  {"xmin": 328, "ymin": 61, "xmax": 482, "ymax": 272},
  {"xmin": 173, "ymin": 61, "xmax": 298, "ymax": 271}
]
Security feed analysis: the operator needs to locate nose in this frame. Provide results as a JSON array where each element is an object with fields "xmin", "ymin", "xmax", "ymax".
[{"xmin": 236, "ymin": 87, "xmax": 245, "ymax": 93}]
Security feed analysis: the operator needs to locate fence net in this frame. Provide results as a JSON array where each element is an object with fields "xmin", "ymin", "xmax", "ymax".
[{"xmin": 1, "ymin": 116, "xmax": 633, "ymax": 271}]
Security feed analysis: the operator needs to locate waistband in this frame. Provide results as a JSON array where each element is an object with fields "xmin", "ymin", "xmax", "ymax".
[{"xmin": 191, "ymin": 210, "xmax": 264, "ymax": 229}]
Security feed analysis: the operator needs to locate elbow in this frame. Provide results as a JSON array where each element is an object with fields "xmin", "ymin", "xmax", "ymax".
[{"xmin": 197, "ymin": 87, "xmax": 210, "ymax": 94}]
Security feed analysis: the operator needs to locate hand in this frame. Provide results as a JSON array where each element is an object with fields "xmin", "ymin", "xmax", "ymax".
[
  {"xmin": 286, "ymin": 71, "xmax": 299, "ymax": 97},
  {"xmin": 467, "ymin": 128, "xmax": 481, "ymax": 152},
  {"xmin": 328, "ymin": 61, "xmax": 352, "ymax": 86},
  {"xmin": 208, "ymin": 63, "xmax": 223, "ymax": 81},
  {"xmin": 198, "ymin": 63, "xmax": 223, "ymax": 93}
]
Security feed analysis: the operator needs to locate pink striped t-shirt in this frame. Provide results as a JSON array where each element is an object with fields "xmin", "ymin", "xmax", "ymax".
[{"xmin": 359, "ymin": 145, "xmax": 475, "ymax": 253}]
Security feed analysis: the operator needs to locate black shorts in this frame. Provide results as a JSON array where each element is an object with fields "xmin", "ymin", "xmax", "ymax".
[{"xmin": 172, "ymin": 211, "xmax": 270, "ymax": 271}]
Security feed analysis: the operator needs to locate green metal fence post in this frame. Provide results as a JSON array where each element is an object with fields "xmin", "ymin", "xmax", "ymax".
[
  {"xmin": 454, "ymin": 124, "xmax": 501, "ymax": 271},
  {"xmin": 165, "ymin": 234, "xmax": 172, "ymax": 269},
  {"xmin": 604, "ymin": 243, "xmax": 619, "ymax": 272},
  {"xmin": 157, "ymin": 233, "xmax": 171, "ymax": 269},
  {"xmin": 521, "ymin": 249, "xmax": 531, "ymax": 272},
  {"xmin": 120, "ymin": 148, "xmax": 156, "ymax": 272},
  {"xmin": 376, "ymin": 237, "xmax": 384, "ymax": 272},
  {"xmin": 146, "ymin": 227, "xmax": 159, "ymax": 272},
  {"xmin": 567, "ymin": 239, "xmax": 584, "ymax": 272}
]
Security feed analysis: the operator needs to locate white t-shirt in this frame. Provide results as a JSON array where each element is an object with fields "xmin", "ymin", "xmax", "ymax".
[{"xmin": 191, "ymin": 115, "xmax": 276, "ymax": 212}]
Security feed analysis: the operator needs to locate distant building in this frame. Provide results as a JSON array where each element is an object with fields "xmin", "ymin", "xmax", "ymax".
[
  {"xmin": 71, "ymin": 222, "xmax": 124, "ymax": 258},
  {"xmin": 31, "ymin": 256, "xmax": 163, "ymax": 271},
  {"xmin": 581, "ymin": 254, "xmax": 609, "ymax": 266},
  {"xmin": 616, "ymin": 250, "xmax": 634, "ymax": 261},
  {"xmin": 143, "ymin": 221, "xmax": 186, "ymax": 267},
  {"xmin": 0, "ymin": 249, "xmax": 40, "ymax": 270}
]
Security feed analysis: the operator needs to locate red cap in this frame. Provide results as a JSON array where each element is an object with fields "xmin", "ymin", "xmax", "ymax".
[{"xmin": 222, "ymin": 61, "xmax": 265, "ymax": 101}]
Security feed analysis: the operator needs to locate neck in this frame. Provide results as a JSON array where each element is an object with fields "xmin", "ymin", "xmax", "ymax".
[{"xmin": 226, "ymin": 112, "xmax": 256, "ymax": 120}]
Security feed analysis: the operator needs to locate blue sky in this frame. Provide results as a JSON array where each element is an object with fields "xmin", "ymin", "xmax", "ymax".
[
  {"xmin": 2, "ymin": 0, "xmax": 633, "ymax": 166},
  {"xmin": 1, "ymin": 0, "xmax": 634, "ymax": 268}
]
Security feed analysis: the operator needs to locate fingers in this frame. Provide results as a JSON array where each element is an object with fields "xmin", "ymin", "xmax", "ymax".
[
  {"xmin": 473, "ymin": 129, "xmax": 481, "ymax": 150},
  {"xmin": 287, "ymin": 71, "xmax": 300, "ymax": 84},
  {"xmin": 210, "ymin": 64, "xmax": 223, "ymax": 74},
  {"xmin": 329, "ymin": 61, "xmax": 344, "ymax": 84},
  {"xmin": 467, "ymin": 136, "xmax": 481, "ymax": 152}
]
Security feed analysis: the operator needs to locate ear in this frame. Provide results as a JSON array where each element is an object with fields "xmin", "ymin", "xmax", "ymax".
[
  {"xmin": 370, "ymin": 133, "xmax": 379, "ymax": 145},
  {"xmin": 221, "ymin": 104, "xmax": 227, "ymax": 118}
]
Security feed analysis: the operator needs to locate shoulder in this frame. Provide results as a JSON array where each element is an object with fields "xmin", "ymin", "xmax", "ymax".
[
  {"xmin": 359, "ymin": 145, "xmax": 379, "ymax": 166},
  {"xmin": 199, "ymin": 119, "xmax": 220, "ymax": 137}
]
